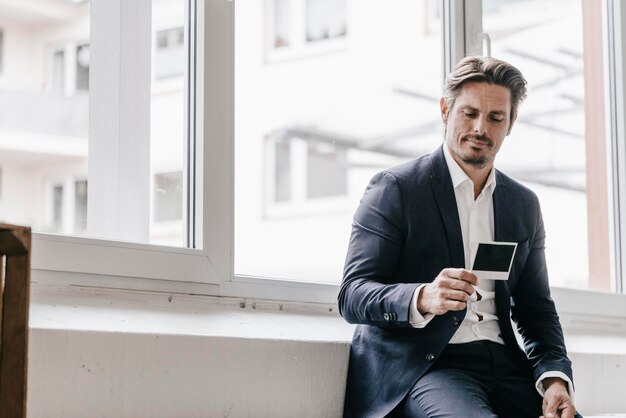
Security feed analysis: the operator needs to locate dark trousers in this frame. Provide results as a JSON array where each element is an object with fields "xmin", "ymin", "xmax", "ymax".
[{"xmin": 398, "ymin": 341, "xmax": 583, "ymax": 418}]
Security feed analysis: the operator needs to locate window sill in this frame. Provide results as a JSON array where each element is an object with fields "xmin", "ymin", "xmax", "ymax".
[
  {"xmin": 29, "ymin": 283, "xmax": 355, "ymax": 343},
  {"xmin": 29, "ymin": 282, "xmax": 626, "ymax": 355}
]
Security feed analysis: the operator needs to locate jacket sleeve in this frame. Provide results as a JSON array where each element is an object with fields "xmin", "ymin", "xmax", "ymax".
[
  {"xmin": 511, "ymin": 196, "xmax": 574, "ymax": 384},
  {"xmin": 338, "ymin": 171, "xmax": 420, "ymax": 328}
]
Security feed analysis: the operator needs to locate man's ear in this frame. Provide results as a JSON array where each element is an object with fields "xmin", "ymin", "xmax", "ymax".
[
  {"xmin": 440, "ymin": 97, "xmax": 449, "ymax": 124},
  {"xmin": 507, "ymin": 110, "xmax": 518, "ymax": 135}
]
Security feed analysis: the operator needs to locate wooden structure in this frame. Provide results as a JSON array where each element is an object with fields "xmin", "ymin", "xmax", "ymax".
[{"xmin": 0, "ymin": 224, "xmax": 31, "ymax": 418}]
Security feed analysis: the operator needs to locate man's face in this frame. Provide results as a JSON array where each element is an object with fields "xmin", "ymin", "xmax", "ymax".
[{"xmin": 440, "ymin": 82, "xmax": 516, "ymax": 170}]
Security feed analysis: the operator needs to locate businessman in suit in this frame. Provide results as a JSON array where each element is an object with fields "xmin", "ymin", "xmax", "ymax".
[{"xmin": 338, "ymin": 56, "xmax": 580, "ymax": 417}]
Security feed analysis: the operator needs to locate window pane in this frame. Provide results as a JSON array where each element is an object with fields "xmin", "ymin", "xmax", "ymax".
[
  {"xmin": 150, "ymin": 0, "xmax": 187, "ymax": 246},
  {"xmin": 74, "ymin": 179, "xmax": 88, "ymax": 232},
  {"xmin": 154, "ymin": 171, "xmax": 183, "ymax": 222},
  {"xmin": 0, "ymin": 0, "xmax": 191, "ymax": 248},
  {"xmin": 235, "ymin": 0, "xmax": 443, "ymax": 283},
  {"xmin": 306, "ymin": 142, "xmax": 347, "ymax": 199},
  {"xmin": 274, "ymin": 0, "xmax": 291, "ymax": 48},
  {"xmin": 52, "ymin": 184, "xmax": 64, "ymax": 232},
  {"xmin": 155, "ymin": 26, "xmax": 185, "ymax": 79},
  {"xmin": 482, "ymin": 0, "xmax": 610, "ymax": 291},
  {"xmin": 76, "ymin": 44, "xmax": 89, "ymax": 91},
  {"xmin": 0, "ymin": 29, "xmax": 4, "ymax": 73},
  {"xmin": 306, "ymin": 0, "xmax": 347, "ymax": 43},
  {"xmin": 275, "ymin": 139, "xmax": 292, "ymax": 202}
]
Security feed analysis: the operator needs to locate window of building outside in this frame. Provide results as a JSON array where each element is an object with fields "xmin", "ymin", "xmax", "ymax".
[
  {"xmin": 480, "ymin": 0, "xmax": 610, "ymax": 291},
  {"xmin": 52, "ymin": 49, "xmax": 65, "ymax": 95},
  {"xmin": 0, "ymin": 0, "xmax": 190, "ymax": 248},
  {"xmin": 155, "ymin": 26, "xmax": 185, "ymax": 79},
  {"xmin": 76, "ymin": 44, "xmax": 89, "ymax": 91},
  {"xmin": 268, "ymin": 0, "xmax": 347, "ymax": 58},
  {"xmin": 305, "ymin": 0, "xmax": 347, "ymax": 43},
  {"xmin": 154, "ymin": 171, "xmax": 183, "ymax": 222},
  {"xmin": 0, "ymin": 29, "xmax": 4, "ymax": 73},
  {"xmin": 235, "ymin": 0, "xmax": 443, "ymax": 283},
  {"xmin": 51, "ymin": 184, "xmax": 64, "ymax": 232}
]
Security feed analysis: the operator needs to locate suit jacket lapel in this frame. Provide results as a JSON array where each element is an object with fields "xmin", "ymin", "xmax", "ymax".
[
  {"xmin": 493, "ymin": 171, "xmax": 516, "ymax": 243},
  {"xmin": 429, "ymin": 145, "xmax": 465, "ymax": 268},
  {"xmin": 492, "ymin": 172, "xmax": 520, "ymax": 347}
]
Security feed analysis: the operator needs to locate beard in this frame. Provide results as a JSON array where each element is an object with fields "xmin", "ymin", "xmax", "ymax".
[{"xmin": 458, "ymin": 134, "xmax": 492, "ymax": 167}]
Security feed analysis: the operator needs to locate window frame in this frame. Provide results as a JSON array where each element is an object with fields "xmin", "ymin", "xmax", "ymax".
[{"xmin": 30, "ymin": 0, "xmax": 626, "ymax": 323}]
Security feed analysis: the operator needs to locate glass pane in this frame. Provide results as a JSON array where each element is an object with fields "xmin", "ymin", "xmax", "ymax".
[
  {"xmin": 482, "ymin": 0, "xmax": 609, "ymax": 291},
  {"xmin": 0, "ymin": 29, "xmax": 5, "ymax": 73},
  {"xmin": 0, "ymin": 0, "xmax": 190, "ymax": 248},
  {"xmin": 52, "ymin": 184, "xmax": 64, "ymax": 232},
  {"xmin": 0, "ymin": 2, "xmax": 89, "ymax": 235},
  {"xmin": 274, "ymin": 0, "xmax": 291, "ymax": 48},
  {"xmin": 154, "ymin": 171, "xmax": 183, "ymax": 222},
  {"xmin": 150, "ymin": 0, "xmax": 187, "ymax": 246},
  {"xmin": 275, "ymin": 140, "xmax": 292, "ymax": 202},
  {"xmin": 76, "ymin": 44, "xmax": 89, "ymax": 91},
  {"xmin": 235, "ymin": 0, "xmax": 443, "ymax": 283},
  {"xmin": 74, "ymin": 179, "xmax": 88, "ymax": 232},
  {"xmin": 306, "ymin": 0, "xmax": 347, "ymax": 43}
]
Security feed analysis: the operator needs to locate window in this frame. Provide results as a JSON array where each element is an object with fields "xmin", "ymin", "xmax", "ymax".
[
  {"xmin": 0, "ymin": 29, "xmax": 4, "ymax": 74},
  {"xmin": 273, "ymin": 0, "xmax": 291, "ymax": 48},
  {"xmin": 467, "ymin": 0, "xmax": 610, "ymax": 292},
  {"xmin": 307, "ymin": 141, "xmax": 348, "ymax": 199},
  {"xmin": 51, "ymin": 184, "xmax": 64, "ymax": 233},
  {"xmin": 236, "ymin": 0, "xmax": 443, "ymax": 282},
  {"xmin": 9, "ymin": 0, "xmax": 626, "ymax": 311},
  {"xmin": 0, "ymin": 0, "xmax": 191, "ymax": 248},
  {"xmin": 273, "ymin": 138, "xmax": 292, "ymax": 202},
  {"xmin": 305, "ymin": 0, "xmax": 347, "ymax": 43},
  {"xmin": 76, "ymin": 44, "xmax": 89, "ymax": 91},
  {"xmin": 154, "ymin": 171, "xmax": 183, "ymax": 222},
  {"xmin": 74, "ymin": 179, "xmax": 88, "ymax": 232},
  {"xmin": 51, "ymin": 49, "xmax": 65, "ymax": 95},
  {"xmin": 266, "ymin": 0, "xmax": 348, "ymax": 60},
  {"xmin": 155, "ymin": 27, "xmax": 185, "ymax": 79}
]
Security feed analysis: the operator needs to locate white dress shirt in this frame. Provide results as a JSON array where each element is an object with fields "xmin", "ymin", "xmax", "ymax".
[{"xmin": 408, "ymin": 144, "xmax": 573, "ymax": 398}]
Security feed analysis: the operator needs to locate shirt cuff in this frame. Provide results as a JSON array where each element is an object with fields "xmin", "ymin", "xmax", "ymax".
[
  {"xmin": 535, "ymin": 371, "xmax": 574, "ymax": 401},
  {"xmin": 409, "ymin": 284, "xmax": 435, "ymax": 328}
]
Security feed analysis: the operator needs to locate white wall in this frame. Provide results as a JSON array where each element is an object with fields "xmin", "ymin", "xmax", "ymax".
[{"xmin": 28, "ymin": 330, "xmax": 349, "ymax": 418}]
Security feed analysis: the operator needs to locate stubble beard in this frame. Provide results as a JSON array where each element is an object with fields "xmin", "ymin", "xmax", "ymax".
[{"xmin": 445, "ymin": 133, "xmax": 492, "ymax": 169}]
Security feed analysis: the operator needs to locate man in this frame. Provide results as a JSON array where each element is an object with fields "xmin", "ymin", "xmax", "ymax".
[{"xmin": 338, "ymin": 56, "xmax": 580, "ymax": 418}]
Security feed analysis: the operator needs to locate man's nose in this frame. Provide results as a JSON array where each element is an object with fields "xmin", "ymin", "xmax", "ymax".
[{"xmin": 473, "ymin": 118, "xmax": 488, "ymax": 136}]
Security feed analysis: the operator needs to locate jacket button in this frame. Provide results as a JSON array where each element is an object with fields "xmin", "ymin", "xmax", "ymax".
[
  {"xmin": 452, "ymin": 316, "xmax": 460, "ymax": 326},
  {"xmin": 425, "ymin": 353, "xmax": 435, "ymax": 362},
  {"xmin": 383, "ymin": 313, "xmax": 390, "ymax": 321}
]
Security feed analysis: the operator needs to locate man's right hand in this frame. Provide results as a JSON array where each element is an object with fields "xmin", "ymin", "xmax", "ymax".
[{"xmin": 416, "ymin": 268, "xmax": 478, "ymax": 315}]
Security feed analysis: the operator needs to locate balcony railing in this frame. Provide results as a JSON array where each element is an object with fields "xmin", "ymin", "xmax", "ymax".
[{"xmin": 0, "ymin": 90, "xmax": 88, "ymax": 138}]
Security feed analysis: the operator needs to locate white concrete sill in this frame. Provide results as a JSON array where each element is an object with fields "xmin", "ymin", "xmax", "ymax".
[
  {"xmin": 27, "ymin": 284, "xmax": 355, "ymax": 418},
  {"xmin": 26, "ymin": 284, "xmax": 626, "ymax": 417},
  {"xmin": 29, "ymin": 284, "xmax": 356, "ymax": 342}
]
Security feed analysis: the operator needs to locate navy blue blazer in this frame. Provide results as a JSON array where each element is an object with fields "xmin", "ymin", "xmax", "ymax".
[{"xmin": 338, "ymin": 145, "xmax": 573, "ymax": 418}]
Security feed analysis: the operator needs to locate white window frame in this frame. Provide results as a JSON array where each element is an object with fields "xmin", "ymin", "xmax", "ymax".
[{"xmin": 31, "ymin": 0, "xmax": 626, "ymax": 322}]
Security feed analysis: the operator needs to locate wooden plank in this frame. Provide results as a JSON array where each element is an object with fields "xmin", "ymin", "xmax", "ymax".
[
  {"xmin": 0, "ymin": 230, "xmax": 28, "ymax": 256},
  {"xmin": 0, "ymin": 254, "xmax": 30, "ymax": 418},
  {"xmin": 0, "ymin": 225, "xmax": 31, "ymax": 418},
  {"xmin": 0, "ymin": 255, "xmax": 5, "ymax": 361}
]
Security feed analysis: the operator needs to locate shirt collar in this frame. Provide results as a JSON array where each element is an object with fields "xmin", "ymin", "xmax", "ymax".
[{"xmin": 442, "ymin": 144, "xmax": 497, "ymax": 194}]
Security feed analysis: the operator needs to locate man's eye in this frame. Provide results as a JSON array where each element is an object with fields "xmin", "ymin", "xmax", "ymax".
[
  {"xmin": 464, "ymin": 112, "xmax": 476, "ymax": 117},
  {"xmin": 490, "ymin": 117, "xmax": 504, "ymax": 123}
]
